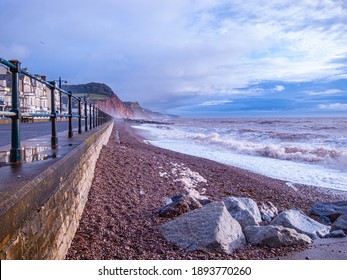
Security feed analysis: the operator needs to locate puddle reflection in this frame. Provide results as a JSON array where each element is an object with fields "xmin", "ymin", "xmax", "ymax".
[{"xmin": 0, "ymin": 145, "xmax": 56, "ymax": 166}]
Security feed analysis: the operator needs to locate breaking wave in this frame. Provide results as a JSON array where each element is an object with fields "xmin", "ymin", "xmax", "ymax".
[
  {"xmin": 146, "ymin": 119, "xmax": 347, "ymax": 171},
  {"xmin": 188, "ymin": 131, "xmax": 346, "ymax": 169},
  {"xmin": 133, "ymin": 117, "xmax": 347, "ymax": 190}
]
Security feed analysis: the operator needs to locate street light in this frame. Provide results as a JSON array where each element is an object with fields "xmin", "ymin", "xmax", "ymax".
[{"xmin": 56, "ymin": 76, "xmax": 67, "ymax": 114}]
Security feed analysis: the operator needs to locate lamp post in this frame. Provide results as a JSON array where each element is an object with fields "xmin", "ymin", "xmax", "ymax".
[{"xmin": 57, "ymin": 76, "xmax": 67, "ymax": 114}]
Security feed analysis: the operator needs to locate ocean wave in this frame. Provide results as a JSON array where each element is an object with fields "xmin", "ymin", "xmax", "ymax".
[
  {"xmin": 140, "ymin": 120, "xmax": 347, "ymax": 171},
  {"xmin": 137, "ymin": 118, "xmax": 347, "ymax": 190},
  {"xmin": 187, "ymin": 131, "xmax": 346, "ymax": 169},
  {"xmin": 237, "ymin": 129, "xmax": 319, "ymax": 142}
]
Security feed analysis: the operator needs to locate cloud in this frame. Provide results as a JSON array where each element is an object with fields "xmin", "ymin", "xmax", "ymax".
[
  {"xmin": 198, "ymin": 100, "xmax": 233, "ymax": 106},
  {"xmin": 0, "ymin": 0, "xmax": 347, "ymax": 116},
  {"xmin": 318, "ymin": 103, "xmax": 347, "ymax": 110},
  {"xmin": 327, "ymin": 72, "xmax": 347, "ymax": 81},
  {"xmin": 305, "ymin": 89, "xmax": 344, "ymax": 95},
  {"xmin": 274, "ymin": 85, "xmax": 285, "ymax": 92}
]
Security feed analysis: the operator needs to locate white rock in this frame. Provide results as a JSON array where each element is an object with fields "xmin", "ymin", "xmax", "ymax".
[
  {"xmin": 271, "ymin": 209, "xmax": 331, "ymax": 239},
  {"xmin": 244, "ymin": 225, "xmax": 312, "ymax": 247},
  {"xmin": 159, "ymin": 201, "xmax": 246, "ymax": 254},
  {"xmin": 224, "ymin": 196, "xmax": 261, "ymax": 229}
]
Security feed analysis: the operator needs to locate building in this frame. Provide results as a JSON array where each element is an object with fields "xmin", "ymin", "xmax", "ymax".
[
  {"xmin": 0, "ymin": 65, "xmax": 7, "ymax": 74},
  {"xmin": 0, "ymin": 66, "xmax": 61, "ymax": 116},
  {"xmin": 0, "ymin": 98, "xmax": 4, "ymax": 112},
  {"xmin": 0, "ymin": 70, "xmax": 12, "ymax": 112},
  {"xmin": 0, "ymin": 83, "xmax": 7, "ymax": 112}
]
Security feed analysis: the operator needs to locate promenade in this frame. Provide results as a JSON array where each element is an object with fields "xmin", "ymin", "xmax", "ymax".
[
  {"xmin": 0, "ymin": 120, "xmax": 79, "ymax": 147},
  {"xmin": 0, "ymin": 119, "xmax": 112, "ymax": 259},
  {"xmin": 0, "ymin": 121, "xmax": 103, "ymax": 212}
]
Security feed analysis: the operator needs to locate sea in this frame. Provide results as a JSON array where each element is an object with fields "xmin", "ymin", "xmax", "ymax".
[{"xmin": 133, "ymin": 117, "xmax": 347, "ymax": 192}]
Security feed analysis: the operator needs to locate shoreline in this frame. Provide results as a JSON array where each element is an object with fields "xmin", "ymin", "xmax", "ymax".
[
  {"xmin": 66, "ymin": 120, "xmax": 347, "ymax": 260},
  {"xmin": 132, "ymin": 122, "xmax": 347, "ymax": 199}
]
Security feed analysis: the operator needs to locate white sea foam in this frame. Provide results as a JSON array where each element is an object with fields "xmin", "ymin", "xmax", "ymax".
[
  {"xmin": 132, "ymin": 117, "xmax": 347, "ymax": 191},
  {"xmin": 170, "ymin": 162, "xmax": 208, "ymax": 200}
]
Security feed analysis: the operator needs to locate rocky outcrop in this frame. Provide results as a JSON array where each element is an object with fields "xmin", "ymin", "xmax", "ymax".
[
  {"xmin": 124, "ymin": 101, "xmax": 174, "ymax": 119},
  {"xmin": 158, "ymin": 197, "xmax": 347, "ymax": 254},
  {"xmin": 332, "ymin": 214, "xmax": 347, "ymax": 232},
  {"xmin": 271, "ymin": 209, "xmax": 331, "ymax": 239},
  {"xmin": 62, "ymin": 82, "xmax": 115, "ymax": 98},
  {"xmin": 158, "ymin": 195, "xmax": 202, "ymax": 218},
  {"xmin": 324, "ymin": 230, "xmax": 347, "ymax": 238},
  {"xmin": 224, "ymin": 197, "xmax": 261, "ymax": 229},
  {"xmin": 124, "ymin": 102, "xmax": 149, "ymax": 119},
  {"xmin": 97, "ymin": 96, "xmax": 134, "ymax": 118},
  {"xmin": 63, "ymin": 82, "xmax": 176, "ymax": 119},
  {"xmin": 311, "ymin": 201, "xmax": 347, "ymax": 223},
  {"xmin": 63, "ymin": 82, "xmax": 134, "ymax": 118},
  {"xmin": 159, "ymin": 201, "xmax": 246, "ymax": 254},
  {"xmin": 244, "ymin": 225, "xmax": 312, "ymax": 247}
]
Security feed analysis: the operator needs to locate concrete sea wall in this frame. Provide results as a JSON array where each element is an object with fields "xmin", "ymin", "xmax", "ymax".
[{"xmin": 0, "ymin": 121, "xmax": 114, "ymax": 259}]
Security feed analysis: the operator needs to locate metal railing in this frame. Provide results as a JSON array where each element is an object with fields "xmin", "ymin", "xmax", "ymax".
[{"xmin": 0, "ymin": 57, "xmax": 111, "ymax": 164}]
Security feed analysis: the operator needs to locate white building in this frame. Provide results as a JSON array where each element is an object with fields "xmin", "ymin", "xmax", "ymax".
[{"xmin": 0, "ymin": 66, "xmax": 60, "ymax": 115}]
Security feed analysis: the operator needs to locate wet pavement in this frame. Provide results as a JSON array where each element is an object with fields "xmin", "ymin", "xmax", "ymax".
[
  {"xmin": 0, "ymin": 124, "xmax": 105, "ymax": 198},
  {"xmin": 0, "ymin": 120, "xmax": 79, "ymax": 147},
  {"xmin": 0, "ymin": 122, "xmax": 79, "ymax": 166},
  {"xmin": 0, "ymin": 122, "xmax": 112, "ymax": 253}
]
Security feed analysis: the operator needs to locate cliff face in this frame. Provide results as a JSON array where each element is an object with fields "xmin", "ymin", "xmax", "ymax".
[
  {"xmin": 97, "ymin": 96, "xmax": 134, "ymax": 118},
  {"xmin": 123, "ymin": 101, "xmax": 178, "ymax": 119},
  {"xmin": 124, "ymin": 102, "xmax": 149, "ymax": 119},
  {"xmin": 63, "ymin": 82, "xmax": 175, "ymax": 119},
  {"xmin": 63, "ymin": 83, "xmax": 115, "ymax": 98},
  {"xmin": 63, "ymin": 82, "xmax": 134, "ymax": 118}
]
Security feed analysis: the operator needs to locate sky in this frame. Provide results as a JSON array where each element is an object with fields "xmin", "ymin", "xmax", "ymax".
[{"xmin": 0, "ymin": 0, "xmax": 346, "ymax": 117}]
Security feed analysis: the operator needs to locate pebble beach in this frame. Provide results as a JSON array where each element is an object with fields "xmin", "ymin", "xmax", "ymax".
[{"xmin": 66, "ymin": 120, "xmax": 347, "ymax": 260}]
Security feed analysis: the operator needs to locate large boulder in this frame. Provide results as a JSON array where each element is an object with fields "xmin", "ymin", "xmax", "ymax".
[
  {"xmin": 224, "ymin": 197, "xmax": 261, "ymax": 229},
  {"xmin": 311, "ymin": 201, "xmax": 347, "ymax": 222},
  {"xmin": 158, "ymin": 201, "xmax": 246, "ymax": 254},
  {"xmin": 271, "ymin": 209, "xmax": 330, "ymax": 239},
  {"xmin": 257, "ymin": 201, "xmax": 279, "ymax": 222},
  {"xmin": 332, "ymin": 214, "xmax": 347, "ymax": 232},
  {"xmin": 323, "ymin": 230, "xmax": 347, "ymax": 238},
  {"xmin": 158, "ymin": 195, "xmax": 202, "ymax": 218},
  {"xmin": 244, "ymin": 225, "xmax": 312, "ymax": 247}
]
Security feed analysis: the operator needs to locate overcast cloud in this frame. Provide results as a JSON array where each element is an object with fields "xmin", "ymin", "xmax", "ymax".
[{"xmin": 0, "ymin": 0, "xmax": 346, "ymax": 117}]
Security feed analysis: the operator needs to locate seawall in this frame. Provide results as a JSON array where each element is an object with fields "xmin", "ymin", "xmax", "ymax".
[{"xmin": 0, "ymin": 121, "xmax": 114, "ymax": 259}]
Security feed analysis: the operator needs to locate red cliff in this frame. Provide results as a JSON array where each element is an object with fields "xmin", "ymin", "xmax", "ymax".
[
  {"xmin": 63, "ymin": 82, "xmax": 175, "ymax": 119},
  {"xmin": 96, "ymin": 96, "xmax": 134, "ymax": 118}
]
